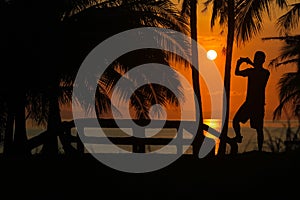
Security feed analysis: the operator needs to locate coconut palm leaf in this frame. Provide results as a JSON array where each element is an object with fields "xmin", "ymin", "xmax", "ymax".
[
  {"xmin": 263, "ymin": 3, "xmax": 300, "ymax": 121},
  {"xmin": 96, "ymin": 81, "xmax": 122, "ymax": 117},
  {"xmin": 273, "ymin": 89, "xmax": 300, "ymax": 119},
  {"xmin": 262, "ymin": 35, "xmax": 300, "ymax": 68},
  {"xmin": 131, "ymin": 83, "xmax": 181, "ymax": 119},
  {"xmin": 277, "ymin": 2, "xmax": 300, "ymax": 34},
  {"xmin": 203, "ymin": 0, "xmax": 228, "ymax": 28},
  {"xmin": 269, "ymin": 58, "xmax": 300, "ymax": 68},
  {"xmin": 62, "ymin": 0, "xmax": 120, "ymax": 19},
  {"xmin": 277, "ymin": 73, "xmax": 300, "ymax": 100},
  {"xmin": 235, "ymin": 0, "xmax": 287, "ymax": 44},
  {"xmin": 121, "ymin": 0, "xmax": 189, "ymax": 33},
  {"xmin": 58, "ymin": 0, "xmax": 189, "ymax": 118},
  {"xmin": 106, "ymin": 61, "xmax": 184, "ymax": 120},
  {"xmin": 180, "ymin": 0, "xmax": 191, "ymax": 17},
  {"xmin": 262, "ymin": 34, "xmax": 300, "ymax": 120}
]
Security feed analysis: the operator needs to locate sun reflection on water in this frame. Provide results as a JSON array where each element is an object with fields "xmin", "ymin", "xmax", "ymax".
[{"xmin": 203, "ymin": 119, "xmax": 222, "ymax": 155}]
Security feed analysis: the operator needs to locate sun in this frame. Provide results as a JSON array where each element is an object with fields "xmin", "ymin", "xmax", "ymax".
[{"xmin": 207, "ymin": 49, "xmax": 218, "ymax": 60}]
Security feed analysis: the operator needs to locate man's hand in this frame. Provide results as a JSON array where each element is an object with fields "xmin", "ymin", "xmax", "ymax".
[{"xmin": 238, "ymin": 57, "xmax": 251, "ymax": 65}]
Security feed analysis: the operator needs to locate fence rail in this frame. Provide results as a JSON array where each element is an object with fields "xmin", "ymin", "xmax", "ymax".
[{"xmin": 74, "ymin": 118, "xmax": 201, "ymax": 154}]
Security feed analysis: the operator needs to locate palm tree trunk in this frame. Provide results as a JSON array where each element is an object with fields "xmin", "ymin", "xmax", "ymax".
[
  {"xmin": 218, "ymin": 0, "xmax": 235, "ymax": 155},
  {"xmin": 13, "ymin": 92, "xmax": 29, "ymax": 156},
  {"xmin": 3, "ymin": 100, "xmax": 14, "ymax": 156},
  {"xmin": 190, "ymin": 0, "xmax": 205, "ymax": 157},
  {"xmin": 41, "ymin": 88, "xmax": 61, "ymax": 156}
]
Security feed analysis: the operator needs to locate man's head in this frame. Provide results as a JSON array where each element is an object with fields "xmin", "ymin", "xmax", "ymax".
[{"xmin": 253, "ymin": 51, "xmax": 266, "ymax": 67}]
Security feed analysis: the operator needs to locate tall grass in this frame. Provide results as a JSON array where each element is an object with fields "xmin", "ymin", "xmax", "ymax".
[{"xmin": 264, "ymin": 127, "xmax": 285, "ymax": 153}]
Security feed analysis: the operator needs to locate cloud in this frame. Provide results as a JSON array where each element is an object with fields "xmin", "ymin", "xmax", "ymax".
[
  {"xmin": 230, "ymin": 91, "xmax": 244, "ymax": 97},
  {"xmin": 204, "ymin": 90, "xmax": 244, "ymax": 97}
]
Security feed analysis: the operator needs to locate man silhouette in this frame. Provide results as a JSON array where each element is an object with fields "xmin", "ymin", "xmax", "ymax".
[{"xmin": 232, "ymin": 51, "xmax": 270, "ymax": 152}]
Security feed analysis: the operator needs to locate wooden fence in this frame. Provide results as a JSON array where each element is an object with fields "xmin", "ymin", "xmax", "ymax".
[{"xmin": 73, "ymin": 118, "xmax": 203, "ymax": 155}]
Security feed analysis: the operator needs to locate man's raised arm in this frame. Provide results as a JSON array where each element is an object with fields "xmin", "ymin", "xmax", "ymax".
[{"xmin": 235, "ymin": 57, "xmax": 252, "ymax": 77}]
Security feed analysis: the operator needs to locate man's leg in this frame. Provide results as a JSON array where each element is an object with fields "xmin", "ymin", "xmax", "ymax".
[
  {"xmin": 232, "ymin": 116, "xmax": 241, "ymax": 137},
  {"xmin": 232, "ymin": 104, "xmax": 248, "ymax": 143},
  {"xmin": 256, "ymin": 128, "xmax": 264, "ymax": 152},
  {"xmin": 232, "ymin": 116, "xmax": 243, "ymax": 143},
  {"xmin": 252, "ymin": 107, "xmax": 265, "ymax": 152}
]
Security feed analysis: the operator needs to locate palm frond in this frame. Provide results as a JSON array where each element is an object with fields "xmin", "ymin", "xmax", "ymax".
[
  {"xmin": 235, "ymin": 0, "xmax": 269, "ymax": 44},
  {"xmin": 181, "ymin": 0, "xmax": 191, "ymax": 17},
  {"xmin": 276, "ymin": 0, "xmax": 288, "ymax": 8},
  {"xmin": 273, "ymin": 89, "xmax": 300, "ymax": 119},
  {"xmin": 62, "ymin": 0, "xmax": 119, "ymax": 19},
  {"xmin": 273, "ymin": 72, "xmax": 300, "ymax": 119},
  {"xmin": 130, "ymin": 83, "xmax": 182, "ymax": 119},
  {"xmin": 26, "ymin": 91, "xmax": 49, "ymax": 126},
  {"xmin": 262, "ymin": 35, "xmax": 300, "ymax": 69},
  {"xmin": 112, "ymin": 62, "xmax": 184, "ymax": 102},
  {"xmin": 153, "ymin": 30, "xmax": 191, "ymax": 68},
  {"xmin": 122, "ymin": 0, "xmax": 189, "ymax": 34},
  {"xmin": 101, "ymin": 65, "xmax": 124, "ymax": 92},
  {"xmin": 204, "ymin": 0, "xmax": 227, "ymax": 28},
  {"xmin": 277, "ymin": 3, "xmax": 300, "ymax": 34},
  {"xmin": 109, "ymin": 60, "xmax": 184, "ymax": 120},
  {"xmin": 269, "ymin": 58, "xmax": 299, "ymax": 68},
  {"xmin": 130, "ymin": 89, "xmax": 150, "ymax": 119},
  {"xmin": 277, "ymin": 73, "xmax": 300, "ymax": 101},
  {"xmin": 95, "ymin": 82, "xmax": 121, "ymax": 117},
  {"xmin": 235, "ymin": 0, "xmax": 288, "ymax": 44},
  {"xmin": 63, "ymin": 0, "xmax": 188, "ymax": 121},
  {"xmin": 262, "ymin": 34, "xmax": 300, "ymax": 120}
]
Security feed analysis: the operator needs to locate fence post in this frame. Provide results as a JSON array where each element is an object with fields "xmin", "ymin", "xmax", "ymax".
[
  {"xmin": 177, "ymin": 126, "xmax": 183, "ymax": 155},
  {"xmin": 133, "ymin": 126, "xmax": 145, "ymax": 153},
  {"xmin": 76, "ymin": 127, "xmax": 84, "ymax": 154}
]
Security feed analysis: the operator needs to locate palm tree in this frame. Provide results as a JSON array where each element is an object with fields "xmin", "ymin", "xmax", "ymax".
[
  {"xmin": 0, "ymin": 0, "xmax": 39, "ymax": 156},
  {"xmin": 275, "ymin": 2, "xmax": 300, "ymax": 124},
  {"xmin": 262, "ymin": 2, "xmax": 300, "ymax": 145},
  {"xmin": 263, "ymin": 36, "xmax": 300, "ymax": 119},
  {"xmin": 101, "ymin": 49, "xmax": 185, "ymax": 120},
  {"xmin": 203, "ymin": 0, "xmax": 288, "ymax": 155},
  {"xmin": 263, "ymin": 35, "xmax": 300, "ymax": 145},
  {"xmin": 64, "ymin": 4, "xmax": 188, "ymax": 100},
  {"xmin": 180, "ymin": 0, "xmax": 205, "ymax": 157},
  {"xmin": 0, "ymin": 98, "xmax": 6, "ymax": 143},
  {"xmin": 276, "ymin": 2, "xmax": 300, "ymax": 35},
  {"xmin": 3, "ymin": 0, "xmax": 188, "ymax": 156},
  {"xmin": 67, "ymin": 0, "xmax": 189, "ymax": 154}
]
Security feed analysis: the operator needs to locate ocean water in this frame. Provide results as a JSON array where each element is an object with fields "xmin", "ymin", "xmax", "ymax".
[
  {"xmin": 227, "ymin": 120, "xmax": 299, "ymax": 153},
  {"xmin": 0, "ymin": 119, "xmax": 298, "ymax": 154}
]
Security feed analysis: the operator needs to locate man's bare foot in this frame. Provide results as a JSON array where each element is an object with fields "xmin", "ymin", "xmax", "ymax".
[{"xmin": 233, "ymin": 135, "xmax": 243, "ymax": 143}]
